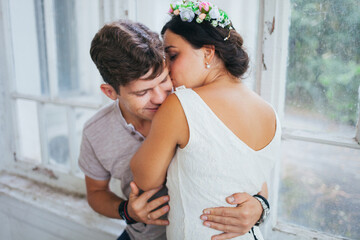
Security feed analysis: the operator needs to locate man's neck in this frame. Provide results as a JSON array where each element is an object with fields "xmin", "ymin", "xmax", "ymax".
[{"xmin": 119, "ymin": 104, "xmax": 151, "ymax": 137}]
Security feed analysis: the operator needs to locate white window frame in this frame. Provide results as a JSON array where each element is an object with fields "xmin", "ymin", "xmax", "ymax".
[{"xmin": 258, "ymin": 0, "xmax": 360, "ymax": 239}]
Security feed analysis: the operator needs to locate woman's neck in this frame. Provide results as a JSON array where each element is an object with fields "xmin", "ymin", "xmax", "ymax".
[{"xmin": 203, "ymin": 69, "xmax": 238, "ymax": 86}]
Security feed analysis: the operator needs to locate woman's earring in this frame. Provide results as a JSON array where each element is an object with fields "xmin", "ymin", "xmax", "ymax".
[{"xmin": 205, "ymin": 62, "xmax": 211, "ymax": 69}]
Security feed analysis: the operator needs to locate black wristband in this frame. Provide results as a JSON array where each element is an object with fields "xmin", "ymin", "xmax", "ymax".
[
  {"xmin": 118, "ymin": 200, "xmax": 137, "ymax": 225},
  {"xmin": 253, "ymin": 194, "xmax": 270, "ymax": 208},
  {"xmin": 253, "ymin": 194, "xmax": 270, "ymax": 226}
]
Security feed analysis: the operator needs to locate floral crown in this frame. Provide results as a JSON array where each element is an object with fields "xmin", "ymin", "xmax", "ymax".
[{"xmin": 168, "ymin": 1, "xmax": 233, "ymax": 30}]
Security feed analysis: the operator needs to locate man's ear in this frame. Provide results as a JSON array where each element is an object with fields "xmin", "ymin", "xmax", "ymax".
[
  {"xmin": 100, "ymin": 84, "xmax": 118, "ymax": 100},
  {"xmin": 202, "ymin": 45, "xmax": 215, "ymax": 64}
]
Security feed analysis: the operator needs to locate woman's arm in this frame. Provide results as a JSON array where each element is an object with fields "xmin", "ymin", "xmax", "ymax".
[{"xmin": 130, "ymin": 94, "xmax": 189, "ymax": 191}]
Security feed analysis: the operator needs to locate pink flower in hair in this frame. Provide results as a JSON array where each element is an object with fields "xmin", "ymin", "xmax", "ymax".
[
  {"xmin": 168, "ymin": 7, "xmax": 173, "ymax": 14},
  {"xmin": 199, "ymin": 2, "xmax": 211, "ymax": 12}
]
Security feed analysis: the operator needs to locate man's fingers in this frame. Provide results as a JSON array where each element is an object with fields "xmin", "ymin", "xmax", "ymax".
[
  {"xmin": 147, "ymin": 204, "xmax": 170, "ymax": 220},
  {"xmin": 200, "ymin": 214, "xmax": 241, "ymax": 227},
  {"xmin": 201, "ymin": 214, "xmax": 252, "ymax": 234},
  {"xmin": 226, "ymin": 192, "xmax": 252, "ymax": 205},
  {"xmin": 129, "ymin": 181, "xmax": 140, "ymax": 196},
  {"xmin": 146, "ymin": 195, "xmax": 170, "ymax": 212},
  {"xmin": 203, "ymin": 221, "xmax": 242, "ymax": 235},
  {"xmin": 211, "ymin": 232, "xmax": 243, "ymax": 240},
  {"xmin": 139, "ymin": 185, "xmax": 163, "ymax": 201},
  {"xmin": 203, "ymin": 207, "xmax": 240, "ymax": 218}
]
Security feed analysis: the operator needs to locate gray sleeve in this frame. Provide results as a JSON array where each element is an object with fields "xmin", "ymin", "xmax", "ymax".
[{"xmin": 78, "ymin": 131, "xmax": 111, "ymax": 180}]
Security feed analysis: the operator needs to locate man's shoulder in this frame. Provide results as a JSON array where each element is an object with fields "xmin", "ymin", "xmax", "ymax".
[
  {"xmin": 83, "ymin": 101, "xmax": 118, "ymax": 133},
  {"xmin": 81, "ymin": 101, "xmax": 134, "ymax": 149}
]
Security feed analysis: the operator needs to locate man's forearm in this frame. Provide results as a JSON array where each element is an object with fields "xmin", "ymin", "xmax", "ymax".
[{"xmin": 87, "ymin": 189, "xmax": 124, "ymax": 219}]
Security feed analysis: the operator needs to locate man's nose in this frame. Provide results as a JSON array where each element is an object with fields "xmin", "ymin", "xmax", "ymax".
[{"xmin": 151, "ymin": 87, "xmax": 168, "ymax": 105}]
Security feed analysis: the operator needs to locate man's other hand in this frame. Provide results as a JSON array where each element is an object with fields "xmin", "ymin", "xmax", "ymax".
[{"xmin": 200, "ymin": 192, "xmax": 263, "ymax": 240}]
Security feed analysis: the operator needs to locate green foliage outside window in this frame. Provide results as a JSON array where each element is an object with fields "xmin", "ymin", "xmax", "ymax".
[{"xmin": 286, "ymin": 0, "xmax": 360, "ymax": 125}]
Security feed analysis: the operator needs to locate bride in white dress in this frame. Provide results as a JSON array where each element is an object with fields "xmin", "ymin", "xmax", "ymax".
[{"xmin": 131, "ymin": 1, "xmax": 281, "ymax": 239}]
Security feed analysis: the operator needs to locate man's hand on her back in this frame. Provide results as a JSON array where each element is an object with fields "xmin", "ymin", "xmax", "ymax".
[
  {"xmin": 127, "ymin": 181, "xmax": 170, "ymax": 225},
  {"xmin": 200, "ymin": 192, "xmax": 263, "ymax": 240}
]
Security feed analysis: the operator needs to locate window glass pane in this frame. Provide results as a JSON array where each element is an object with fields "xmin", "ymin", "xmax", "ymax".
[
  {"xmin": 44, "ymin": 104, "xmax": 69, "ymax": 167},
  {"xmin": 73, "ymin": 0, "xmax": 102, "ymax": 104},
  {"xmin": 279, "ymin": 139, "xmax": 360, "ymax": 238},
  {"xmin": 16, "ymin": 100, "xmax": 41, "ymax": 163},
  {"xmin": 285, "ymin": 0, "xmax": 360, "ymax": 139},
  {"xmin": 10, "ymin": 0, "xmax": 102, "ymax": 103},
  {"xmin": 52, "ymin": 0, "xmax": 102, "ymax": 103},
  {"xmin": 9, "ymin": 0, "xmax": 43, "ymax": 96},
  {"xmin": 54, "ymin": 0, "xmax": 78, "ymax": 95}
]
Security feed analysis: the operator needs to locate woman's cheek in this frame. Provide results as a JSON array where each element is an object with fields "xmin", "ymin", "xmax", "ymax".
[{"xmin": 173, "ymin": 59, "xmax": 186, "ymax": 78}]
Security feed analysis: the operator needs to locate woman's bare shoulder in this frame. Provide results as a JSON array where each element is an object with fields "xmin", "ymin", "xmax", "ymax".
[
  {"xmin": 156, "ymin": 93, "xmax": 182, "ymax": 116},
  {"xmin": 153, "ymin": 93, "xmax": 189, "ymax": 147}
]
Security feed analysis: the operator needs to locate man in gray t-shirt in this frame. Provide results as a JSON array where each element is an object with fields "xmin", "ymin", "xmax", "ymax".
[{"xmin": 79, "ymin": 20, "xmax": 268, "ymax": 240}]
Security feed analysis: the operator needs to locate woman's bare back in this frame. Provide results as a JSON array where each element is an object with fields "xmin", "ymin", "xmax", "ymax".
[{"xmin": 194, "ymin": 82, "xmax": 276, "ymax": 151}]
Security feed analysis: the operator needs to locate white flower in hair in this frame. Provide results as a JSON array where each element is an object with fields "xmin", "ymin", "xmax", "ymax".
[
  {"xmin": 168, "ymin": 1, "xmax": 233, "ymax": 29},
  {"xmin": 224, "ymin": 19, "xmax": 231, "ymax": 26},
  {"xmin": 209, "ymin": 6, "xmax": 220, "ymax": 20},
  {"xmin": 180, "ymin": 7, "xmax": 195, "ymax": 22},
  {"xmin": 211, "ymin": 20, "xmax": 218, "ymax": 27}
]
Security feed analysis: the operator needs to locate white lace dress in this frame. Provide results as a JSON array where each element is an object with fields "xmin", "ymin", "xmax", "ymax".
[{"xmin": 166, "ymin": 88, "xmax": 281, "ymax": 240}]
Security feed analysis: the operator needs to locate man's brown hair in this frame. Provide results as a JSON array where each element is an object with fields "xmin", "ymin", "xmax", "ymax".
[{"xmin": 90, "ymin": 20, "xmax": 164, "ymax": 93}]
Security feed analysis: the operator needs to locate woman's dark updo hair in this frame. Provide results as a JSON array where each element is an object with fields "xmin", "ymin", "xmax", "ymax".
[{"xmin": 161, "ymin": 16, "xmax": 249, "ymax": 78}]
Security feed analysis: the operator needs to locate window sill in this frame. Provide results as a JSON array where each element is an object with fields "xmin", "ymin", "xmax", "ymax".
[
  {"xmin": 272, "ymin": 221, "xmax": 350, "ymax": 240},
  {"xmin": 0, "ymin": 171, "xmax": 125, "ymax": 238}
]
